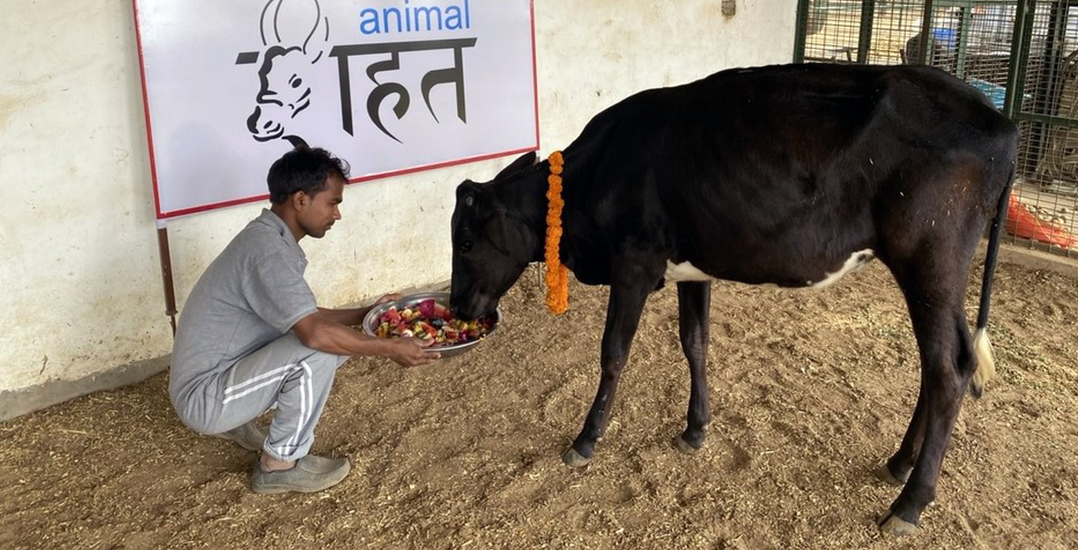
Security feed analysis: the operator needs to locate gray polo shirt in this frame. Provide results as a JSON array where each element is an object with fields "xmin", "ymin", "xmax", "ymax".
[{"xmin": 170, "ymin": 209, "xmax": 319, "ymax": 409}]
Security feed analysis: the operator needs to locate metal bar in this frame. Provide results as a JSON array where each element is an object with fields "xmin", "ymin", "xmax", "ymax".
[
  {"xmin": 936, "ymin": 0, "xmax": 1015, "ymax": 6},
  {"xmin": 1014, "ymin": 110, "xmax": 1078, "ymax": 130},
  {"xmin": 1025, "ymin": 0, "xmax": 1056, "ymax": 173},
  {"xmin": 918, "ymin": 0, "xmax": 937, "ymax": 65},
  {"xmin": 955, "ymin": 5, "xmax": 974, "ymax": 79},
  {"xmin": 794, "ymin": 0, "xmax": 810, "ymax": 63},
  {"xmin": 1040, "ymin": 1, "xmax": 1068, "ymax": 117},
  {"xmin": 1035, "ymin": 1, "xmax": 1065, "ymax": 113},
  {"xmin": 157, "ymin": 223, "xmax": 178, "ymax": 336},
  {"xmin": 1004, "ymin": 0, "xmax": 1034, "ymax": 118},
  {"xmin": 856, "ymin": 0, "xmax": 877, "ymax": 64}
]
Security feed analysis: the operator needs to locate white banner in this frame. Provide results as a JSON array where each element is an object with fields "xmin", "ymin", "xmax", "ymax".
[{"xmin": 133, "ymin": 0, "xmax": 538, "ymax": 219}]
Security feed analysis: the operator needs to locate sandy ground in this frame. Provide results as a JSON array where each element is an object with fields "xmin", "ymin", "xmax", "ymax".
[{"xmin": 2, "ymin": 256, "xmax": 1078, "ymax": 550}]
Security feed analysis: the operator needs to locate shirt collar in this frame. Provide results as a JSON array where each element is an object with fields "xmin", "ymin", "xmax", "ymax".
[{"xmin": 256, "ymin": 208, "xmax": 306, "ymax": 259}]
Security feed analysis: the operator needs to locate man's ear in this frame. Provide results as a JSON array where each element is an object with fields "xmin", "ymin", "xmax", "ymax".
[{"xmin": 291, "ymin": 190, "xmax": 310, "ymax": 211}]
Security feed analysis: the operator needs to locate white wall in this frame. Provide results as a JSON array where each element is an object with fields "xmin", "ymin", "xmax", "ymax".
[{"xmin": 0, "ymin": 0, "xmax": 797, "ymax": 418}]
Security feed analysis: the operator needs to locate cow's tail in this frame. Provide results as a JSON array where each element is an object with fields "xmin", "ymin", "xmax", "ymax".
[{"xmin": 969, "ymin": 164, "xmax": 1015, "ymax": 399}]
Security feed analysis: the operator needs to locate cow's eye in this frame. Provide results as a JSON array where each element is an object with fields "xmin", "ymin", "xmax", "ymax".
[
  {"xmin": 291, "ymin": 78, "xmax": 303, "ymax": 88},
  {"xmin": 460, "ymin": 240, "xmax": 473, "ymax": 253}
]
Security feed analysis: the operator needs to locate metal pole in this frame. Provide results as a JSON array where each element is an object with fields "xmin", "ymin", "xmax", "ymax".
[
  {"xmin": 1004, "ymin": 0, "xmax": 1034, "ymax": 118},
  {"xmin": 917, "ymin": 0, "xmax": 937, "ymax": 65},
  {"xmin": 794, "ymin": 0, "xmax": 811, "ymax": 63},
  {"xmin": 856, "ymin": 0, "xmax": 878, "ymax": 64},
  {"xmin": 156, "ymin": 220, "xmax": 178, "ymax": 336}
]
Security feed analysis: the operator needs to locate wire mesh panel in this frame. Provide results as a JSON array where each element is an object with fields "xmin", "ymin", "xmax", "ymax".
[
  {"xmin": 1019, "ymin": 1, "xmax": 1078, "ymax": 254},
  {"xmin": 803, "ymin": 1, "xmax": 863, "ymax": 63},
  {"xmin": 796, "ymin": 0, "xmax": 1078, "ymax": 256}
]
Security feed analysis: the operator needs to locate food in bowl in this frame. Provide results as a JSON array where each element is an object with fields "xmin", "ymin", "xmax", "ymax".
[{"xmin": 373, "ymin": 298, "xmax": 495, "ymax": 348}]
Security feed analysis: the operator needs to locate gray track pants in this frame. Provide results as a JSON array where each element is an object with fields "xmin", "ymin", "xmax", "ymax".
[{"xmin": 182, "ymin": 333, "xmax": 348, "ymax": 461}]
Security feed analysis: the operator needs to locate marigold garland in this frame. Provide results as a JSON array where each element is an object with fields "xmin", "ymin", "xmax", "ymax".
[{"xmin": 544, "ymin": 150, "xmax": 569, "ymax": 314}]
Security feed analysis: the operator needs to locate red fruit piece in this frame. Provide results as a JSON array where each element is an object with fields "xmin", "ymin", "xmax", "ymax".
[
  {"xmin": 383, "ymin": 307, "xmax": 401, "ymax": 324},
  {"xmin": 434, "ymin": 304, "xmax": 452, "ymax": 321},
  {"xmin": 417, "ymin": 299, "xmax": 436, "ymax": 318}
]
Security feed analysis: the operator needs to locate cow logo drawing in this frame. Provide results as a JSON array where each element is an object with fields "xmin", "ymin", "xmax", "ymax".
[
  {"xmin": 236, "ymin": 0, "xmax": 329, "ymax": 148},
  {"xmin": 236, "ymin": 0, "xmax": 479, "ymax": 147}
]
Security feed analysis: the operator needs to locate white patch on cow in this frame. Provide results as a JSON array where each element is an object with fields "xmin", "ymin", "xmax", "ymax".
[
  {"xmin": 808, "ymin": 249, "xmax": 875, "ymax": 289},
  {"xmin": 665, "ymin": 260, "xmax": 715, "ymax": 282}
]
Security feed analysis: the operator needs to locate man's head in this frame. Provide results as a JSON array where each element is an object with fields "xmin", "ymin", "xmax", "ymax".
[{"xmin": 268, "ymin": 147, "xmax": 350, "ymax": 240}]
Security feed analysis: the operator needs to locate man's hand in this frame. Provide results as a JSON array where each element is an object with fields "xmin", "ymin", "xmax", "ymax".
[
  {"xmin": 388, "ymin": 337, "xmax": 440, "ymax": 367},
  {"xmin": 375, "ymin": 293, "xmax": 402, "ymax": 305}
]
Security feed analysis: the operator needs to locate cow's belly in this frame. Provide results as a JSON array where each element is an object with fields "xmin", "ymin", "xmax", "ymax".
[{"xmin": 664, "ymin": 248, "xmax": 876, "ymax": 289}]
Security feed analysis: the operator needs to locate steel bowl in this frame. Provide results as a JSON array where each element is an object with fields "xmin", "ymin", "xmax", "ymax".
[{"xmin": 361, "ymin": 291, "xmax": 500, "ymax": 359}]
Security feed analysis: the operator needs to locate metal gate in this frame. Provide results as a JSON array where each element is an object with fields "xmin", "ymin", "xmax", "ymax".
[{"xmin": 795, "ymin": 0, "xmax": 1078, "ymax": 257}]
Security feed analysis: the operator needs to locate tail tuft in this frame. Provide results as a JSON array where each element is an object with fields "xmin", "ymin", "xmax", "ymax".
[{"xmin": 970, "ymin": 328, "xmax": 996, "ymax": 398}]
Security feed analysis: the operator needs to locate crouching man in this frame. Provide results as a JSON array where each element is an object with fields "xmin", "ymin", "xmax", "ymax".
[{"xmin": 169, "ymin": 146, "xmax": 438, "ymax": 494}]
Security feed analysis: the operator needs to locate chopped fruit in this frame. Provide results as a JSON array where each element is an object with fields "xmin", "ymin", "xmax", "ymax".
[{"xmin": 375, "ymin": 299, "xmax": 495, "ymax": 348}]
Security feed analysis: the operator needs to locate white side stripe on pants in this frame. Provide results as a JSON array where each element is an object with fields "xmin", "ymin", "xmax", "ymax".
[
  {"xmin": 221, "ymin": 361, "xmax": 314, "ymax": 458},
  {"xmin": 223, "ymin": 375, "xmax": 289, "ymax": 404},
  {"xmin": 224, "ymin": 364, "xmax": 297, "ymax": 395},
  {"xmin": 279, "ymin": 361, "xmax": 313, "ymax": 457}
]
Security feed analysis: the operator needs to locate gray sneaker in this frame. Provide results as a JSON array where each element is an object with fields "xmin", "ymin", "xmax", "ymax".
[
  {"xmin": 251, "ymin": 455, "xmax": 351, "ymax": 494},
  {"xmin": 213, "ymin": 422, "xmax": 268, "ymax": 452}
]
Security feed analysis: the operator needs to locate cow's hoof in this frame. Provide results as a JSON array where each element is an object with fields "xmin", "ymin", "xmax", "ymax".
[
  {"xmin": 874, "ymin": 464, "xmax": 907, "ymax": 487},
  {"xmin": 672, "ymin": 435, "xmax": 702, "ymax": 455},
  {"xmin": 877, "ymin": 511, "xmax": 920, "ymax": 537},
  {"xmin": 561, "ymin": 447, "xmax": 591, "ymax": 468}
]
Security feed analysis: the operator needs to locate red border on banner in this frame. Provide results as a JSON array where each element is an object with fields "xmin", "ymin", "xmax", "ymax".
[
  {"xmin": 132, "ymin": 0, "xmax": 541, "ymax": 221},
  {"xmin": 132, "ymin": 0, "xmax": 166, "ymax": 220}
]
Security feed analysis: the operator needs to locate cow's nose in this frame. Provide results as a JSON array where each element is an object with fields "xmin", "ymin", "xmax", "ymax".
[
  {"xmin": 454, "ymin": 295, "xmax": 493, "ymax": 322},
  {"xmin": 449, "ymin": 292, "xmax": 474, "ymax": 320}
]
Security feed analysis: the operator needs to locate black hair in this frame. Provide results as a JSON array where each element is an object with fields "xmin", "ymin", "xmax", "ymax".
[{"xmin": 266, "ymin": 146, "xmax": 350, "ymax": 204}]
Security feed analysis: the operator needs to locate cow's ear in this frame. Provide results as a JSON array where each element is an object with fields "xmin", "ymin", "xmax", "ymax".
[
  {"xmin": 484, "ymin": 205, "xmax": 514, "ymax": 255},
  {"xmin": 456, "ymin": 181, "xmax": 479, "ymax": 207},
  {"xmin": 494, "ymin": 152, "xmax": 537, "ymax": 181}
]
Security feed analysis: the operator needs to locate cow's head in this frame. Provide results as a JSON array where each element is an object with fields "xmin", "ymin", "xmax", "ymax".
[
  {"xmin": 450, "ymin": 152, "xmax": 539, "ymax": 320},
  {"xmin": 246, "ymin": 0, "xmax": 327, "ymax": 143}
]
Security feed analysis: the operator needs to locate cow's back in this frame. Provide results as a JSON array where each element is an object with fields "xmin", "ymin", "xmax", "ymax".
[{"xmin": 560, "ymin": 64, "xmax": 1018, "ymax": 287}]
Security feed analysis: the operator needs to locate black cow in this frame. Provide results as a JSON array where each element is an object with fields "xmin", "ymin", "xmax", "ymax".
[{"xmin": 449, "ymin": 63, "xmax": 1018, "ymax": 535}]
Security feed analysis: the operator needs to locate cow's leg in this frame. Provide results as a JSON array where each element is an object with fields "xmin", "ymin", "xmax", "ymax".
[
  {"xmin": 562, "ymin": 255, "xmax": 663, "ymax": 468},
  {"xmin": 877, "ymin": 263, "xmax": 977, "ymax": 535},
  {"xmin": 673, "ymin": 280, "xmax": 712, "ymax": 453},
  {"xmin": 877, "ymin": 385, "xmax": 928, "ymax": 486}
]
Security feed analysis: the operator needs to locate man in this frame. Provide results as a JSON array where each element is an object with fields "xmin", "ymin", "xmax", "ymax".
[{"xmin": 169, "ymin": 146, "xmax": 438, "ymax": 495}]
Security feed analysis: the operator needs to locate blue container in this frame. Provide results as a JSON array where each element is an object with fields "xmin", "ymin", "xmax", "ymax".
[
  {"xmin": 932, "ymin": 28, "xmax": 957, "ymax": 50},
  {"xmin": 969, "ymin": 79, "xmax": 1006, "ymax": 110}
]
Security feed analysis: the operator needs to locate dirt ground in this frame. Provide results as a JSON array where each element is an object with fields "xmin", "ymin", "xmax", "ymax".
[{"xmin": 2, "ymin": 256, "xmax": 1078, "ymax": 550}]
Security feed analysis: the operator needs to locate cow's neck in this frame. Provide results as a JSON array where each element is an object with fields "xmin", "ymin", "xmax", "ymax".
[
  {"xmin": 491, "ymin": 157, "xmax": 577, "ymax": 264},
  {"xmin": 491, "ymin": 161, "xmax": 548, "ymax": 262}
]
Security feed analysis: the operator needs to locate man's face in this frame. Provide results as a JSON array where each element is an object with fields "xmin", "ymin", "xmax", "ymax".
[{"xmin": 297, "ymin": 174, "xmax": 344, "ymax": 239}]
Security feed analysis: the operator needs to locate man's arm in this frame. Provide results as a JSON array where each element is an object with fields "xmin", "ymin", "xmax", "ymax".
[
  {"xmin": 292, "ymin": 310, "xmax": 437, "ymax": 367},
  {"xmin": 316, "ymin": 293, "xmax": 401, "ymax": 326},
  {"xmin": 316, "ymin": 306, "xmax": 367, "ymax": 326}
]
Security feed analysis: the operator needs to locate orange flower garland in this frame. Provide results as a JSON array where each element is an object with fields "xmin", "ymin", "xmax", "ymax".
[{"xmin": 544, "ymin": 150, "xmax": 569, "ymax": 314}]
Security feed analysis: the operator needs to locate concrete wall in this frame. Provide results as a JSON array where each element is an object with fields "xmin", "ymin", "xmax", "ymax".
[{"xmin": 0, "ymin": 0, "xmax": 797, "ymax": 420}]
